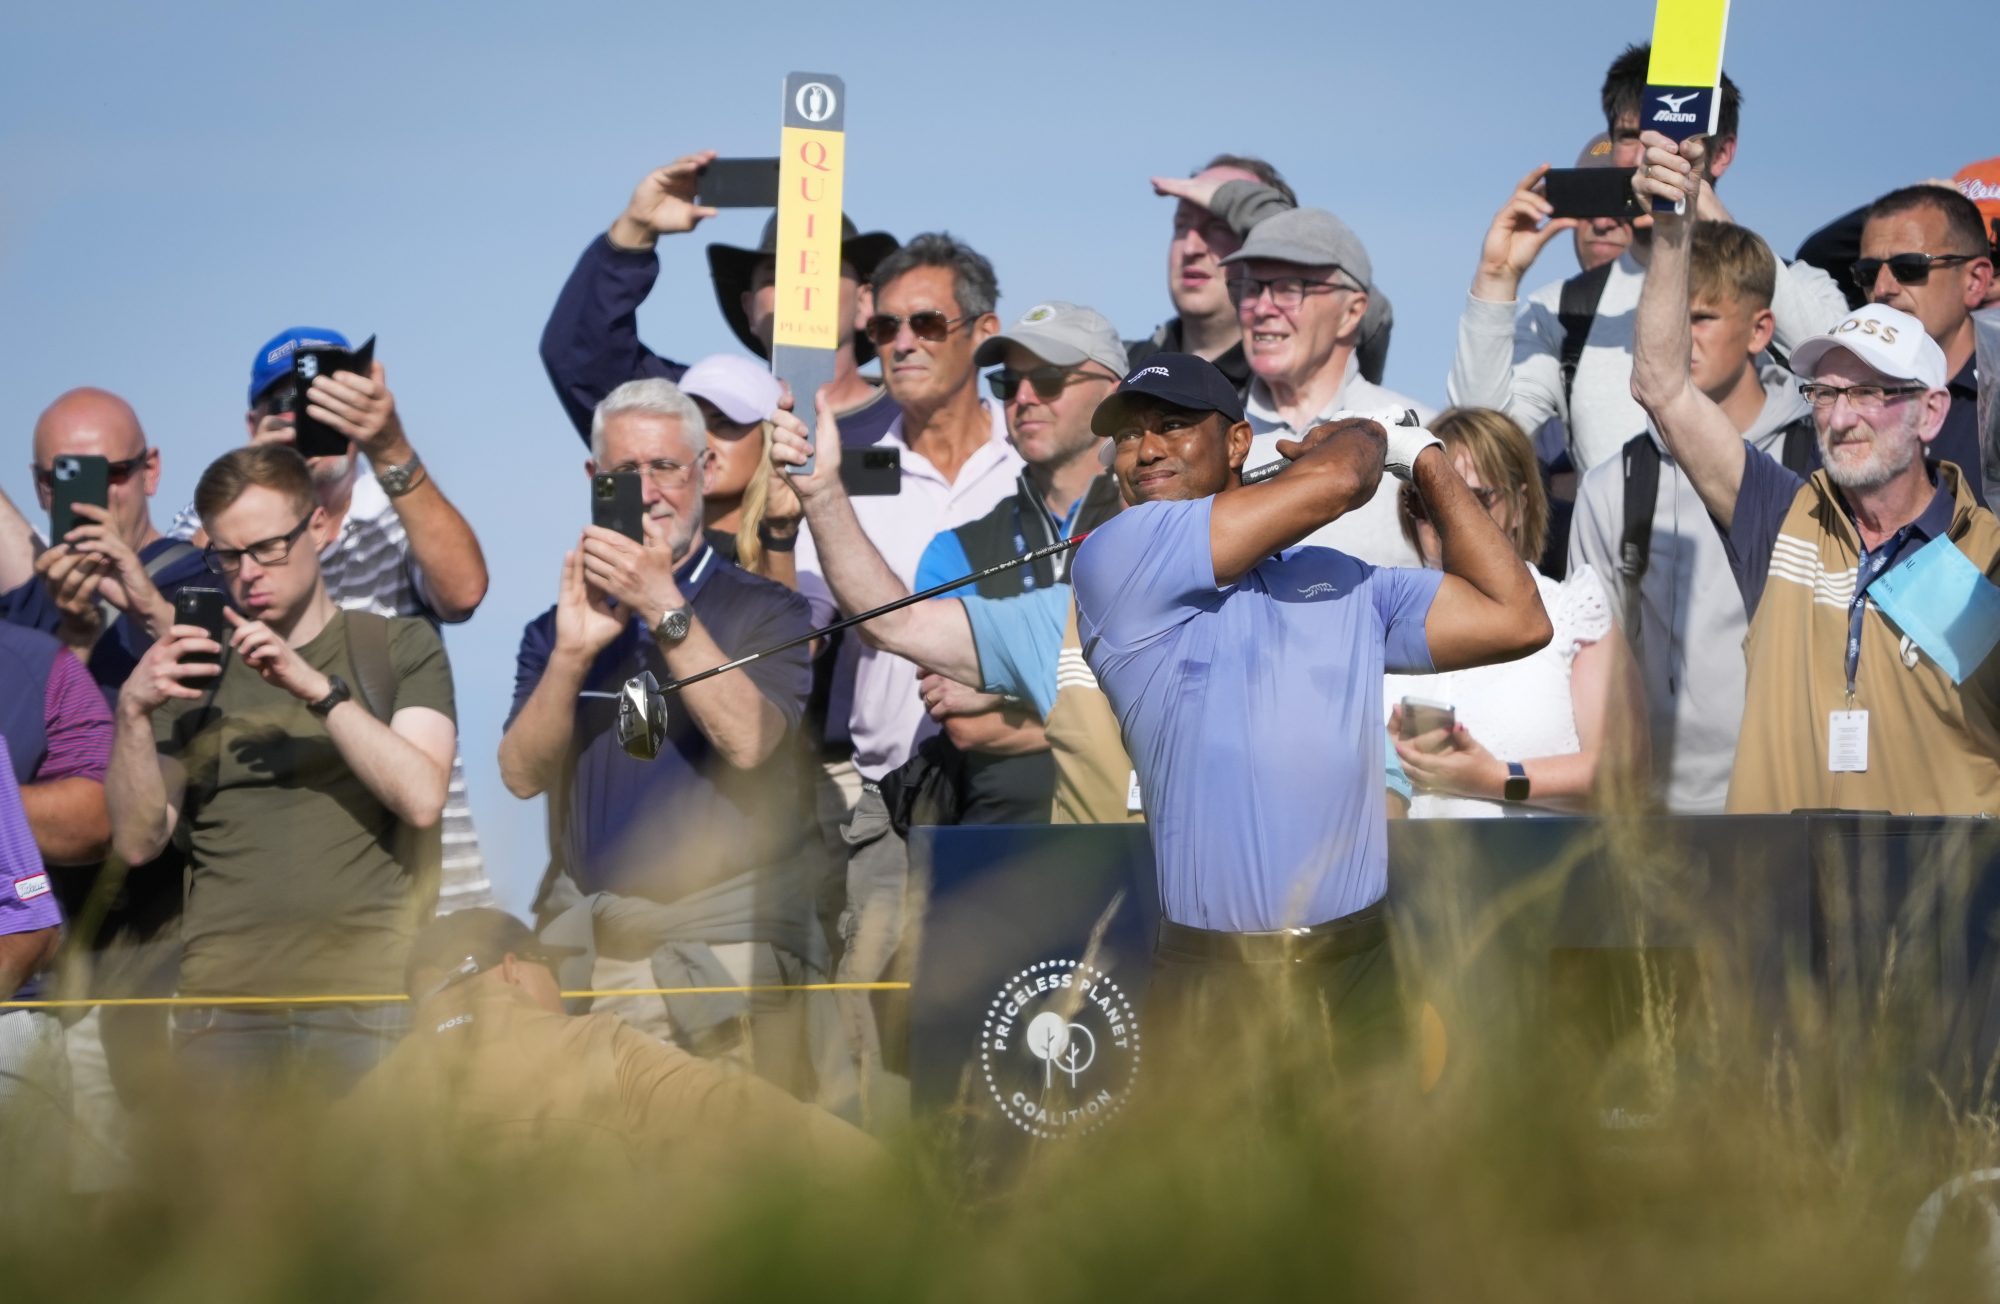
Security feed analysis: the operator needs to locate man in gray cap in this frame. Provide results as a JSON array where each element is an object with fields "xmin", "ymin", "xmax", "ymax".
[{"xmin": 1224, "ymin": 208, "xmax": 1435, "ymax": 565}]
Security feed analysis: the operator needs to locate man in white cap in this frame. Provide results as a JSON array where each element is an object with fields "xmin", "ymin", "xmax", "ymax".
[
  {"xmin": 1634, "ymin": 132, "xmax": 2000, "ymax": 816},
  {"xmin": 1221, "ymin": 208, "xmax": 1434, "ymax": 565}
]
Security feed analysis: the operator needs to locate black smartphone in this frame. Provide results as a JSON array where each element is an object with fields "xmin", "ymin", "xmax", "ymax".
[
  {"xmin": 591, "ymin": 472, "xmax": 645, "ymax": 542},
  {"xmin": 48, "ymin": 453, "xmax": 110, "ymax": 545},
  {"xmin": 1543, "ymin": 167, "xmax": 1641, "ymax": 220},
  {"xmin": 840, "ymin": 446, "xmax": 901, "ymax": 497},
  {"xmin": 1398, "ymin": 696, "xmax": 1456, "ymax": 740},
  {"xmin": 291, "ymin": 335, "xmax": 379, "ymax": 459},
  {"xmin": 174, "ymin": 587, "xmax": 229, "ymax": 666},
  {"xmin": 696, "ymin": 157, "xmax": 780, "ymax": 208}
]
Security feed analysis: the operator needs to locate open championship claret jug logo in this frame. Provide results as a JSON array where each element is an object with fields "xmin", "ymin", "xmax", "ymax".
[{"xmin": 980, "ymin": 959, "xmax": 1141, "ymax": 1139}]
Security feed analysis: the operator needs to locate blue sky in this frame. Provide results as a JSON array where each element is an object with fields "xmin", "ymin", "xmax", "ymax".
[{"xmin": 1, "ymin": 0, "xmax": 1985, "ymax": 910}]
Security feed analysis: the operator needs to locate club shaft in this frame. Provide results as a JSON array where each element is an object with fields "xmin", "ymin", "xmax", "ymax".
[{"xmin": 656, "ymin": 533, "xmax": 1089, "ymax": 695}]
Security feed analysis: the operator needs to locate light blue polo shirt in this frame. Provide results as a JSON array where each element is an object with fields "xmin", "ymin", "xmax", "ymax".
[{"xmin": 1072, "ymin": 496, "xmax": 1441, "ymax": 932}]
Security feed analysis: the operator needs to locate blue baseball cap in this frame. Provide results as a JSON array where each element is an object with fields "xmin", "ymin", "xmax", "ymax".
[{"xmin": 248, "ymin": 326, "xmax": 349, "ymax": 407}]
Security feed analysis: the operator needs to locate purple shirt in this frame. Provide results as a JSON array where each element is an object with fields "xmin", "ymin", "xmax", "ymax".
[
  {"xmin": 0, "ymin": 745, "xmax": 61, "ymax": 998},
  {"xmin": 1073, "ymin": 496, "xmax": 1441, "ymax": 932}
]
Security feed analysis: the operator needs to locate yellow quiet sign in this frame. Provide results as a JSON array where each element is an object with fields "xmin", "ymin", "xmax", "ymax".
[
  {"xmin": 773, "ymin": 74, "xmax": 846, "ymax": 352},
  {"xmin": 1643, "ymin": 0, "xmax": 1730, "ymax": 140}
]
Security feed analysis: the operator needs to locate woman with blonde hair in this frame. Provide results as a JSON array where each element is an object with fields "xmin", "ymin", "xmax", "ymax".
[
  {"xmin": 678, "ymin": 355, "xmax": 805, "ymax": 587},
  {"xmin": 1385, "ymin": 406, "xmax": 1645, "ymax": 816}
]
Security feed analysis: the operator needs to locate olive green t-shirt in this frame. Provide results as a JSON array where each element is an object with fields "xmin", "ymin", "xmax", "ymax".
[{"xmin": 155, "ymin": 611, "xmax": 456, "ymax": 998}]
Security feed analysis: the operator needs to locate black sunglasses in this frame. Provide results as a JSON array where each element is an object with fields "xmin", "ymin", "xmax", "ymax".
[
  {"xmin": 864, "ymin": 310, "xmax": 968, "ymax": 347},
  {"xmin": 987, "ymin": 363, "xmax": 1114, "ymax": 402},
  {"xmin": 33, "ymin": 451, "xmax": 151, "ymax": 491},
  {"xmin": 1851, "ymin": 252, "xmax": 1981, "ymax": 288}
]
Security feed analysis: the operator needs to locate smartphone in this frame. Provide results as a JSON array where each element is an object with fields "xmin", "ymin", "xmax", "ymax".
[
  {"xmin": 840, "ymin": 446, "xmax": 901, "ymax": 497},
  {"xmin": 48, "ymin": 454, "xmax": 110, "ymax": 545},
  {"xmin": 1543, "ymin": 167, "xmax": 1641, "ymax": 220},
  {"xmin": 174, "ymin": 587, "xmax": 229, "ymax": 666},
  {"xmin": 1398, "ymin": 696, "xmax": 1457, "ymax": 740},
  {"xmin": 591, "ymin": 472, "xmax": 645, "ymax": 542},
  {"xmin": 696, "ymin": 157, "xmax": 780, "ymax": 208},
  {"xmin": 291, "ymin": 335, "xmax": 379, "ymax": 459}
]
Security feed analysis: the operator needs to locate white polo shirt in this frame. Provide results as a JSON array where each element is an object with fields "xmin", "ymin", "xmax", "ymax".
[
  {"xmin": 795, "ymin": 400, "xmax": 1023, "ymax": 781},
  {"xmin": 1244, "ymin": 355, "xmax": 1435, "ymax": 567}
]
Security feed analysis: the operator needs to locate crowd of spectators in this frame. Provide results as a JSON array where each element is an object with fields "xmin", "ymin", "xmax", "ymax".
[{"xmin": 2, "ymin": 38, "xmax": 1998, "ymax": 1175}]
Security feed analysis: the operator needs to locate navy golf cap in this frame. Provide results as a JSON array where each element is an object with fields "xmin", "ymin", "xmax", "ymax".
[{"xmin": 1090, "ymin": 352, "xmax": 1245, "ymax": 439}]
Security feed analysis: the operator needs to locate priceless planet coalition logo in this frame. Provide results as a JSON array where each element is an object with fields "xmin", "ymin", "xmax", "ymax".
[{"xmin": 980, "ymin": 959, "xmax": 1140, "ymax": 1139}]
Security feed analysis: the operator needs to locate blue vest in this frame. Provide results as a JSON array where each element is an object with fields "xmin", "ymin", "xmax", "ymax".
[{"xmin": 0, "ymin": 622, "xmax": 59, "ymax": 786}]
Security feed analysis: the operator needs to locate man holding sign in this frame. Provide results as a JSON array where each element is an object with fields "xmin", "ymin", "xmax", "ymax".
[{"xmin": 1632, "ymin": 134, "xmax": 2000, "ymax": 816}]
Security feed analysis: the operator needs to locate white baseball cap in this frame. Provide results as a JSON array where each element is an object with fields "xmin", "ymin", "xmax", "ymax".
[
  {"xmin": 679, "ymin": 353, "xmax": 782, "ymax": 425},
  {"xmin": 1788, "ymin": 304, "xmax": 1947, "ymax": 390}
]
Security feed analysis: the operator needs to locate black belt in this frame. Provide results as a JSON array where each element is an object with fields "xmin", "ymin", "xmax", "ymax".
[{"xmin": 1155, "ymin": 900, "xmax": 1388, "ymax": 965}]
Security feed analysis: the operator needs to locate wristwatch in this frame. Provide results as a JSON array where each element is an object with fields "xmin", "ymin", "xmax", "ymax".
[
  {"xmin": 653, "ymin": 604, "xmax": 693, "ymax": 645},
  {"xmin": 308, "ymin": 675, "xmax": 353, "ymax": 718},
  {"xmin": 1503, "ymin": 761, "xmax": 1531, "ymax": 804},
  {"xmin": 375, "ymin": 452, "xmax": 425, "ymax": 498}
]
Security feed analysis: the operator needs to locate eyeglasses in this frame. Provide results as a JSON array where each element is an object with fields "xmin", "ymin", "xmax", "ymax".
[
  {"xmin": 33, "ymin": 451, "xmax": 151, "ymax": 491},
  {"xmin": 607, "ymin": 457, "xmax": 698, "ymax": 488},
  {"xmin": 863, "ymin": 310, "xmax": 969, "ymax": 347},
  {"xmin": 988, "ymin": 363, "xmax": 1115, "ymax": 403},
  {"xmin": 1226, "ymin": 273, "xmax": 1361, "ymax": 310},
  {"xmin": 1797, "ymin": 382, "xmax": 1929, "ymax": 412},
  {"xmin": 1850, "ymin": 252, "xmax": 1982, "ymax": 288},
  {"xmin": 202, "ymin": 513, "xmax": 315, "ymax": 574}
]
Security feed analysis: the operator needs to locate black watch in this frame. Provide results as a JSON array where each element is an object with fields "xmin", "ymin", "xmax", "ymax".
[
  {"xmin": 1502, "ymin": 760, "xmax": 1531, "ymax": 804},
  {"xmin": 308, "ymin": 675, "xmax": 352, "ymax": 718}
]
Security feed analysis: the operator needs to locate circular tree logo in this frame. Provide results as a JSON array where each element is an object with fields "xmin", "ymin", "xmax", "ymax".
[{"xmin": 979, "ymin": 958, "xmax": 1140, "ymax": 1139}]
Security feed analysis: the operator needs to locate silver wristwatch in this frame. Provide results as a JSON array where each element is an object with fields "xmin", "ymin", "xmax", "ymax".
[
  {"xmin": 653, "ymin": 604, "xmax": 693, "ymax": 645},
  {"xmin": 376, "ymin": 452, "xmax": 425, "ymax": 498}
]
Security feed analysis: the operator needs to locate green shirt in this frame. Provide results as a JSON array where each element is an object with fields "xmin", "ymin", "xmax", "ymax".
[{"xmin": 156, "ymin": 610, "xmax": 456, "ymax": 997}]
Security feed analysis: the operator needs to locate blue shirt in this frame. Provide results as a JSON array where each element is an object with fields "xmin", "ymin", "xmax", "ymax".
[
  {"xmin": 507, "ymin": 545, "xmax": 814, "ymax": 902},
  {"xmin": 0, "ymin": 537, "xmax": 211, "ymax": 701},
  {"xmin": 1072, "ymin": 497, "xmax": 1442, "ymax": 931}
]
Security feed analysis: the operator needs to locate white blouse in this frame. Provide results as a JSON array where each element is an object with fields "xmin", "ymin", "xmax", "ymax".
[{"xmin": 1385, "ymin": 564, "xmax": 1613, "ymax": 818}]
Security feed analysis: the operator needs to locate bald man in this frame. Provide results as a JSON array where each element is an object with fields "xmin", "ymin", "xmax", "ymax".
[{"xmin": 1, "ymin": 389, "xmax": 210, "ymax": 692}]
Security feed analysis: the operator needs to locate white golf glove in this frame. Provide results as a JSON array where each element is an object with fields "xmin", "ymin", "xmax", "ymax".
[{"xmin": 1326, "ymin": 408, "xmax": 1442, "ymax": 482}]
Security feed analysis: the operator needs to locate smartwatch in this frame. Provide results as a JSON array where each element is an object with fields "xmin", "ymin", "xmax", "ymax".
[
  {"xmin": 1503, "ymin": 761, "xmax": 1531, "ymax": 804},
  {"xmin": 308, "ymin": 675, "xmax": 353, "ymax": 718}
]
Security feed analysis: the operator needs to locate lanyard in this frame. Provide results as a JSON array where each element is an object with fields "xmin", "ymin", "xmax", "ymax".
[{"xmin": 1844, "ymin": 527, "xmax": 1916, "ymax": 698}]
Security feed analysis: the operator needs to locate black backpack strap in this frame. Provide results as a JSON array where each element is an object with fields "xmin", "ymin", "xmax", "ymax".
[
  {"xmin": 1619, "ymin": 433, "xmax": 1662, "ymax": 641},
  {"xmin": 341, "ymin": 610, "xmax": 397, "ymax": 723},
  {"xmin": 1777, "ymin": 414, "xmax": 1819, "ymax": 478},
  {"xmin": 1557, "ymin": 261, "xmax": 1615, "ymax": 416}
]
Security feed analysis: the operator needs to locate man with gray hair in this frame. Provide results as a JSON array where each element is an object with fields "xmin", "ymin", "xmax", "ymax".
[
  {"xmin": 1225, "ymin": 208, "xmax": 1435, "ymax": 565},
  {"xmin": 497, "ymin": 378, "xmax": 847, "ymax": 1112}
]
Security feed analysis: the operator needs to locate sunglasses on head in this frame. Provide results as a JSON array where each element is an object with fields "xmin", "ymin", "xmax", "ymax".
[
  {"xmin": 987, "ymin": 363, "xmax": 1112, "ymax": 402},
  {"xmin": 1851, "ymin": 251, "xmax": 1981, "ymax": 288},
  {"xmin": 33, "ymin": 451, "xmax": 150, "ymax": 491},
  {"xmin": 863, "ymin": 310, "xmax": 968, "ymax": 347}
]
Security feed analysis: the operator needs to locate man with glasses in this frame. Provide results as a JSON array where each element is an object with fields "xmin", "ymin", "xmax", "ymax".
[
  {"xmin": 1854, "ymin": 186, "xmax": 1995, "ymax": 502},
  {"xmin": 887, "ymin": 301, "xmax": 1128, "ymax": 826},
  {"xmin": 169, "ymin": 329, "xmax": 492, "ymax": 914},
  {"xmin": 108, "ymin": 445, "xmax": 459, "ymax": 1091},
  {"xmin": 1223, "ymin": 208, "xmax": 1434, "ymax": 565},
  {"xmin": 1633, "ymin": 134, "xmax": 2000, "ymax": 816},
  {"xmin": 498, "ymin": 380, "xmax": 841, "ymax": 1111}
]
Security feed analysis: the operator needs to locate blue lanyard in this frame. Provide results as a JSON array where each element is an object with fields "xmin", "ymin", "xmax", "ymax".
[{"xmin": 1844, "ymin": 528, "xmax": 1915, "ymax": 697}]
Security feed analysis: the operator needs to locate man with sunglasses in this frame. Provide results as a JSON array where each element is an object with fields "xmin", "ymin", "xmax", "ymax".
[
  {"xmin": 499, "ymin": 380, "xmax": 838, "ymax": 1110},
  {"xmin": 109, "ymin": 445, "xmax": 459, "ymax": 1090},
  {"xmin": 885, "ymin": 301, "xmax": 1127, "ymax": 826},
  {"xmin": 1223, "ymin": 208, "xmax": 1435, "ymax": 566},
  {"xmin": 0, "ymin": 389, "xmax": 210, "ymax": 693},
  {"xmin": 1633, "ymin": 134, "xmax": 2000, "ymax": 817},
  {"xmin": 1853, "ymin": 186, "xmax": 1995, "ymax": 504}
]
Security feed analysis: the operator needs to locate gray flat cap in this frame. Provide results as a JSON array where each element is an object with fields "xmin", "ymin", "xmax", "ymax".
[{"xmin": 1220, "ymin": 207, "xmax": 1373, "ymax": 289}]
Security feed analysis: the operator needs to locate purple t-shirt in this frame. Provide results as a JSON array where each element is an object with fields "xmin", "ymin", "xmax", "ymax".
[
  {"xmin": 1073, "ymin": 496, "xmax": 1441, "ymax": 932},
  {"xmin": 0, "ymin": 743, "xmax": 61, "ymax": 999}
]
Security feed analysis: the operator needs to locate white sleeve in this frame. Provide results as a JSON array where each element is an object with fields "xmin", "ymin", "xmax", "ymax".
[
  {"xmin": 1770, "ymin": 259, "xmax": 1851, "ymax": 355},
  {"xmin": 1446, "ymin": 292, "xmax": 1566, "ymax": 435},
  {"xmin": 1557, "ymin": 564, "xmax": 1614, "ymax": 667}
]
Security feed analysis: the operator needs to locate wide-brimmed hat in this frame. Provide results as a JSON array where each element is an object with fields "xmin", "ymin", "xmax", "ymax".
[{"xmin": 706, "ymin": 215, "xmax": 899, "ymax": 364}]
